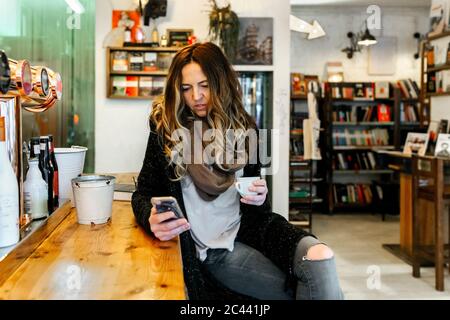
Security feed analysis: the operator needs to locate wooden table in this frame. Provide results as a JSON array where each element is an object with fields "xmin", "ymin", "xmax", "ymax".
[
  {"xmin": 0, "ymin": 201, "xmax": 186, "ymax": 300},
  {"xmin": 377, "ymin": 150, "xmax": 442, "ymax": 263}
]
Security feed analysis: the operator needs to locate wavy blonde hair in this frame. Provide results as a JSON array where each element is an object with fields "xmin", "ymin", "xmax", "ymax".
[{"xmin": 150, "ymin": 42, "xmax": 256, "ymax": 180}]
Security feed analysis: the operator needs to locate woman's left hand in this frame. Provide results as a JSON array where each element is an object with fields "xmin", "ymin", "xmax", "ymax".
[{"xmin": 240, "ymin": 179, "xmax": 268, "ymax": 206}]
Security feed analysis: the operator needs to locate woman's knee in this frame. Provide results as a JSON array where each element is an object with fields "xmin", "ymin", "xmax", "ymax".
[{"xmin": 306, "ymin": 244, "xmax": 334, "ymax": 261}]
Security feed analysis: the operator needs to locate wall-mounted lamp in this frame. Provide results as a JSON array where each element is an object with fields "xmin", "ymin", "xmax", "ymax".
[
  {"xmin": 358, "ymin": 26, "xmax": 377, "ymax": 46},
  {"xmin": 341, "ymin": 23, "xmax": 377, "ymax": 59}
]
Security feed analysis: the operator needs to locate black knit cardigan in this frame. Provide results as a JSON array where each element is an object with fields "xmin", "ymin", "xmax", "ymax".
[{"xmin": 131, "ymin": 121, "xmax": 312, "ymax": 300}]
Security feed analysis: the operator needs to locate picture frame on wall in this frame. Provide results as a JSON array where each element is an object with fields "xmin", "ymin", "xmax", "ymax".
[
  {"xmin": 232, "ymin": 17, "xmax": 273, "ymax": 65},
  {"xmin": 166, "ymin": 29, "xmax": 193, "ymax": 47}
]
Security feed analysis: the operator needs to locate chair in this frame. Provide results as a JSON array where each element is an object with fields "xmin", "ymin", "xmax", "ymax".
[{"xmin": 411, "ymin": 155, "xmax": 450, "ymax": 291}]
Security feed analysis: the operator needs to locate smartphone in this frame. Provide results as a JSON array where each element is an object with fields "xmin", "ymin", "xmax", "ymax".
[{"xmin": 151, "ymin": 196, "xmax": 185, "ymax": 220}]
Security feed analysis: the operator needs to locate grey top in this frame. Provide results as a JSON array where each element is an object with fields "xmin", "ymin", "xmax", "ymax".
[{"xmin": 181, "ymin": 169, "xmax": 244, "ymax": 262}]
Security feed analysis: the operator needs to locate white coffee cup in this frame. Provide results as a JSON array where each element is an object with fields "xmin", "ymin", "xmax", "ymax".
[{"xmin": 235, "ymin": 176, "xmax": 260, "ymax": 197}]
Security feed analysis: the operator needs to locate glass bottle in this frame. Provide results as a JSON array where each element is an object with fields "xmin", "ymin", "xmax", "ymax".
[
  {"xmin": 48, "ymin": 135, "xmax": 59, "ymax": 209},
  {"xmin": 29, "ymin": 137, "xmax": 40, "ymax": 160},
  {"xmin": 38, "ymin": 136, "xmax": 54, "ymax": 214},
  {"xmin": 0, "ymin": 117, "xmax": 20, "ymax": 247},
  {"xmin": 24, "ymin": 158, "xmax": 48, "ymax": 221}
]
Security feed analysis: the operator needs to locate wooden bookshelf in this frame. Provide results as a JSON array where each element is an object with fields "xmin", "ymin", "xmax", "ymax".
[
  {"xmin": 323, "ymin": 82, "xmax": 405, "ymax": 214},
  {"xmin": 288, "ymin": 92, "xmax": 326, "ymax": 229},
  {"xmin": 106, "ymin": 46, "xmax": 180, "ymax": 99}
]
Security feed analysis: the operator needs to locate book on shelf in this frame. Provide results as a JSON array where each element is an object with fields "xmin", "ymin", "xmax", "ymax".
[
  {"xmin": 333, "ymin": 128, "xmax": 390, "ymax": 146},
  {"xmin": 377, "ymin": 104, "xmax": 391, "ymax": 122},
  {"xmin": 156, "ymin": 52, "xmax": 174, "ymax": 71},
  {"xmin": 375, "ymin": 82, "xmax": 390, "ymax": 99},
  {"xmin": 151, "ymin": 76, "xmax": 165, "ymax": 96},
  {"xmin": 113, "ymin": 183, "xmax": 136, "ymax": 201},
  {"xmin": 111, "ymin": 75, "xmax": 140, "ymax": 97},
  {"xmin": 353, "ymin": 83, "xmax": 374, "ymax": 100},
  {"xmin": 397, "ymin": 79, "xmax": 420, "ymax": 99},
  {"xmin": 143, "ymin": 52, "xmax": 158, "ymax": 71},
  {"xmin": 333, "ymin": 151, "xmax": 378, "ymax": 170},
  {"xmin": 125, "ymin": 76, "xmax": 139, "ymax": 97},
  {"xmin": 400, "ymin": 103, "xmax": 419, "ymax": 122},
  {"xmin": 291, "ymin": 73, "xmax": 307, "ymax": 97},
  {"xmin": 333, "ymin": 183, "xmax": 373, "ymax": 205},
  {"xmin": 111, "ymin": 51, "xmax": 128, "ymax": 71},
  {"xmin": 427, "ymin": 71, "xmax": 437, "ymax": 93},
  {"xmin": 403, "ymin": 132, "xmax": 429, "ymax": 156},
  {"xmin": 435, "ymin": 133, "xmax": 450, "ymax": 157},
  {"xmin": 139, "ymin": 76, "xmax": 153, "ymax": 97},
  {"xmin": 128, "ymin": 52, "xmax": 144, "ymax": 71},
  {"xmin": 439, "ymin": 118, "xmax": 449, "ymax": 134},
  {"xmin": 112, "ymin": 76, "xmax": 127, "ymax": 96},
  {"xmin": 433, "ymin": 39, "xmax": 448, "ymax": 66}
]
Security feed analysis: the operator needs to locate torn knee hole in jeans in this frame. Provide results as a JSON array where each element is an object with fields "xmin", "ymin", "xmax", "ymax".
[{"xmin": 302, "ymin": 255, "xmax": 334, "ymax": 262}]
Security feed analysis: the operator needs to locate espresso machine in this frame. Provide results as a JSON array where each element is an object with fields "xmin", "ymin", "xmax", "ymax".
[{"xmin": 0, "ymin": 49, "xmax": 62, "ymax": 228}]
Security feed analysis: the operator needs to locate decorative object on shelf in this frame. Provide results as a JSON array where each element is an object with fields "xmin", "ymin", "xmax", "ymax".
[
  {"xmin": 428, "ymin": 0, "xmax": 446, "ymax": 38},
  {"xmin": 326, "ymin": 62, "xmax": 344, "ymax": 83},
  {"xmin": 160, "ymin": 35, "xmax": 168, "ymax": 47},
  {"xmin": 208, "ymin": 0, "xmax": 239, "ymax": 59},
  {"xmin": 403, "ymin": 132, "xmax": 429, "ymax": 156},
  {"xmin": 167, "ymin": 29, "xmax": 194, "ymax": 47},
  {"xmin": 233, "ymin": 17, "xmax": 273, "ymax": 65},
  {"xmin": 303, "ymin": 92, "xmax": 322, "ymax": 160},
  {"xmin": 289, "ymin": 15, "xmax": 325, "ymax": 40}
]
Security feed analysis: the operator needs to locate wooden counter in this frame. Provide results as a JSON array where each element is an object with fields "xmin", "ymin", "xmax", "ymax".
[{"xmin": 0, "ymin": 201, "xmax": 186, "ymax": 300}]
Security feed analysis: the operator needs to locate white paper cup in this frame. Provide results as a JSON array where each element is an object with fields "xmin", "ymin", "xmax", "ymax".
[{"xmin": 54, "ymin": 146, "xmax": 87, "ymax": 207}]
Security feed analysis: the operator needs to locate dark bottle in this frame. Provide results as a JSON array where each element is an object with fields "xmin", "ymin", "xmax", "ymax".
[
  {"xmin": 29, "ymin": 137, "xmax": 41, "ymax": 159},
  {"xmin": 48, "ymin": 135, "xmax": 59, "ymax": 209},
  {"xmin": 0, "ymin": 50, "xmax": 11, "ymax": 94},
  {"xmin": 38, "ymin": 136, "xmax": 54, "ymax": 214}
]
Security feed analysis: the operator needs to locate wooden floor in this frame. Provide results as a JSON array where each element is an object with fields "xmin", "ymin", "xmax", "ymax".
[{"xmin": 313, "ymin": 213, "xmax": 450, "ymax": 299}]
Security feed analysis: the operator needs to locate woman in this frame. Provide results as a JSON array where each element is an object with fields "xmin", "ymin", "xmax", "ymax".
[{"xmin": 131, "ymin": 42, "xmax": 343, "ymax": 300}]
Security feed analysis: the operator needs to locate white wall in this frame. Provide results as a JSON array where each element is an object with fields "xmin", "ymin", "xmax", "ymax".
[
  {"xmin": 290, "ymin": 5, "xmax": 429, "ymax": 82},
  {"xmin": 95, "ymin": 0, "xmax": 291, "ymax": 216}
]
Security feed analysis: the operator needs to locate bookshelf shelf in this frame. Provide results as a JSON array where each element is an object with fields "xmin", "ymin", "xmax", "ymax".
[
  {"xmin": 426, "ymin": 92, "xmax": 450, "ymax": 98},
  {"xmin": 333, "ymin": 145, "xmax": 395, "ymax": 150},
  {"xmin": 109, "ymin": 46, "xmax": 180, "ymax": 52},
  {"xmin": 108, "ymin": 95, "xmax": 156, "ymax": 100},
  {"xmin": 426, "ymin": 31, "xmax": 450, "ymax": 41},
  {"xmin": 332, "ymin": 121, "xmax": 394, "ymax": 126},
  {"xmin": 334, "ymin": 169, "xmax": 394, "ymax": 174},
  {"xmin": 110, "ymin": 70, "xmax": 169, "ymax": 76},
  {"xmin": 426, "ymin": 64, "xmax": 450, "ymax": 73}
]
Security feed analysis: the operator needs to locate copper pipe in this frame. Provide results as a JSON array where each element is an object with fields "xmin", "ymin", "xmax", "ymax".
[
  {"xmin": 8, "ymin": 59, "xmax": 32, "ymax": 96},
  {"xmin": 47, "ymin": 68, "xmax": 62, "ymax": 100},
  {"xmin": 31, "ymin": 66, "xmax": 50, "ymax": 97}
]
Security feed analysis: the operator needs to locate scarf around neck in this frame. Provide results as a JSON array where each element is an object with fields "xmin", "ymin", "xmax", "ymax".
[{"xmin": 184, "ymin": 115, "xmax": 252, "ymax": 201}]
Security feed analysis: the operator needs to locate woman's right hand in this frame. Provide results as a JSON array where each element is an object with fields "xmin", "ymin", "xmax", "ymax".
[{"xmin": 149, "ymin": 206, "xmax": 190, "ymax": 241}]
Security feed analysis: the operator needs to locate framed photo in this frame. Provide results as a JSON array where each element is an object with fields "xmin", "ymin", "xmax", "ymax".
[
  {"xmin": 435, "ymin": 133, "xmax": 450, "ymax": 158},
  {"xmin": 167, "ymin": 29, "xmax": 193, "ymax": 47},
  {"xmin": 403, "ymin": 132, "xmax": 429, "ymax": 156},
  {"xmin": 233, "ymin": 17, "xmax": 273, "ymax": 65}
]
